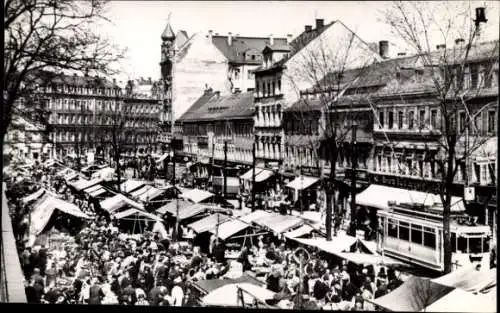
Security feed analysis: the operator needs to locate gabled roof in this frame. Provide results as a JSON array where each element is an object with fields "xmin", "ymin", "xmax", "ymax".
[
  {"xmin": 263, "ymin": 44, "xmax": 292, "ymax": 53},
  {"xmin": 33, "ymin": 71, "xmax": 120, "ymax": 89},
  {"xmin": 178, "ymin": 91, "xmax": 255, "ymax": 123},
  {"xmin": 211, "ymin": 35, "xmax": 288, "ymax": 64}
]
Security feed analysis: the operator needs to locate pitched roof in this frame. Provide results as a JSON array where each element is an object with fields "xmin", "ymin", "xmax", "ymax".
[
  {"xmin": 179, "ymin": 91, "xmax": 255, "ymax": 122},
  {"xmin": 211, "ymin": 35, "xmax": 288, "ymax": 64},
  {"xmin": 175, "ymin": 30, "xmax": 190, "ymax": 48},
  {"xmin": 33, "ymin": 71, "xmax": 120, "ymax": 89}
]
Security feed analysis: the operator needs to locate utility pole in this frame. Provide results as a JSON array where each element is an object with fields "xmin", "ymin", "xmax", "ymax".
[
  {"xmin": 300, "ymin": 165, "xmax": 304, "ymax": 215},
  {"xmin": 172, "ymin": 149, "xmax": 176, "ymax": 185},
  {"xmin": 224, "ymin": 140, "xmax": 228, "ymax": 198},
  {"xmin": 173, "ymin": 197, "xmax": 179, "ymax": 242},
  {"xmin": 251, "ymin": 140, "xmax": 256, "ymax": 212},
  {"xmin": 211, "ymin": 139, "xmax": 215, "ymax": 188},
  {"xmin": 349, "ymin": 123, "xmax": 358, "ymax": 237}
]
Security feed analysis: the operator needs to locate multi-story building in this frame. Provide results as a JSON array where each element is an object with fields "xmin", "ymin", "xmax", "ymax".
[
  {"xmin": 21, "ymin": 72, "xmax": 164, "ymax": 162},
  {"xmin": 253, "ymin": 18, "xmax": 381, "ymax": 174},
  {"xmin": 159, "ymin": 21, "xmax": 289, "ymax": 122},
  {"xmin": 368, "ymin": 40, "xmax": 498, "ymax": 225}
]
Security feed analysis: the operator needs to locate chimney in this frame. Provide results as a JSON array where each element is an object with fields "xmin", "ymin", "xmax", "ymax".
[
  {"xmin": 228, "ymin": 32, "xmax": 232, "ymax": 46},
  {"xmin": 305, "ymin": 25, "xmax": 312, "ymax": 32},
  {"xmin": 436, "ymin": 44, "xmax": 446, "ymax": 50},
  {"xmin": 397, "ymin": 52, "xmax": 406, "ymax": 57},
  {"xmin": 315, "ymin": 19, "xmax": 324, "ymax": 29},
  {"xmin": 379, "ymin": 40, "xmax": 389, "ymax": 58},
  {"xmin": 455, "ymin": 38, "xmax": 465, "ymax": 46},
  {"xmin": 208, "ymin": 30, "xmax": 213, "ymax": 41},
  {"xmin": 286, "ymin": 34, "xmax": 293, "ymax": 44},
  {"xmin": 113, "ymin": 78, "xmax": 116, "ymax": 84},
  {"xmin": 214, "ymin": 91, "xmax": 220, "ymax": 98},
  {"xmin": 269, "ymin": 34, "xmax": 274, "ymax": 46}
]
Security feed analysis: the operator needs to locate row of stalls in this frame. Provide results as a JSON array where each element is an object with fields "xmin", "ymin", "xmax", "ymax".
[{"xmin": 367, "ymin": 265, "xmax": 496, "ymax": 312}]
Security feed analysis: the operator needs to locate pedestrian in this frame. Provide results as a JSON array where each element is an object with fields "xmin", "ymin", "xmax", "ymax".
[{"xmin": 170, "ymin": 277, "xmax": 184, "ymax": 306}]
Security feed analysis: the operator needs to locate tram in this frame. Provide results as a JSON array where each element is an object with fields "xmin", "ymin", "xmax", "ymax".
[{"xmin": 376, "ymin": 202, "xmax": 491, "ymax": 272}]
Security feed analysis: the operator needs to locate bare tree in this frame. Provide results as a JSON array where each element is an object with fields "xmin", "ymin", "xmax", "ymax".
[
  {"xmin": 3, "ymin": 0, "xmax": 124, "ymax": 145},
  {"xmin": 381, "ymin": 1, "xmax": 498, "ymax": 273},
  {"xmin": 284, "ymin": 28, "xmax": 380, "ymax": 240}
]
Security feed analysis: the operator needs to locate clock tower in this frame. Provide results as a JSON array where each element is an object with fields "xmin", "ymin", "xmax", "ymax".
[{"xmin": 159, "ymin": 20, "xmax": 176, "ymax": 153}]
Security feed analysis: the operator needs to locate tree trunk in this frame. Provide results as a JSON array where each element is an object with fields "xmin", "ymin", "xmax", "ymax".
[
  {"xmin": 326, "ymin": 139, "xmax": 337, "ymax": 241},
  {"xmin": 442, "ymin": 132, "xmax": 457, "ymax": 274}
]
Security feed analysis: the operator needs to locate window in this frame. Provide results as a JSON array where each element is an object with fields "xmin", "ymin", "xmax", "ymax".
[
  {"xmin": 457, "ymin": 236, "xmax": 468, "ymax": 253},
  {"xmin": 408, "ymin": 111, "xmax": 414, "ymax": 129},
  {"xmin": 247, "ymin": 71, "xmax": 254, "ymax": 80},
  {"xmin": 468, "ymin": 237, "xmax": 483, "ymax": 254},
  {"xmin": 398, "ymin": 111, "xmax": 404, "ymax": 129},
  {"xmin": 484, "ymin": 64, "xmax": 493, "ymax": 88},
  {"xmin": 470, "ymin": 64, "xmax": 479, "ymax": 89},
  {"xmin": 399, "ymin": 221, "xmax": 409, "ymax": 241},
  {"xmin": 277, "ymin": 79, "xmax": 281, "ymax": 93},
  {"xmin": 234, "ymin": 68, "xmax": 240, "ymax": 80},
  {"xmin": 419, "ymin": 109, "xmax": 425, "ymax": 129},
  {"xmin": 431, "ymin": 109, "xmax": 438, "ymax": 129},
  {"xmin": 458, "ymin": 111, "xmax": 466, "ymax": 132},
  {"xmin": 379, "ymin": 111, "xmax": 384, "ymax": 128},
  {"xmin": 423, "ymin": 227, "xmax": 436, "ymax": 248},
  {"xmin": 487, "ymin": 110, "xmax": 496, "ymax": 133},
  {"xmin": 410, "ymin": 224, "xmax": 423, "ymax": 245},
  {"xmin": 388, "ymin": 111, "xmax": 394, "ymax": 129},
  {"xmin": 388, "ymin": 219, "xmax": 398, "ymax": 238}
]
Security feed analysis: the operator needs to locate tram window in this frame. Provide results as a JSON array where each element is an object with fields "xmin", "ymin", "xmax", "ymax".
[
  {"xmin": 483, "ymin": 238, "xmax": 490, "ymax": 253},
  {"xmin": 399, "ymin": 221, "xmax": 409, "ymax": 241},
  {"xmin": 457, "ymin": 236, "xmax": 468, "ymax": 253},
  {"xmin": 468, "ymin": 237, "xmax": 482, "ymax": 254},
  {"xmin": 388, "ymin": 219, "xmax": 398, "ymax": 238},
  {"xmin": 410, "ymin": 224, "xmax": 423, "ymax": 245},
  {"xmin": 423, "ymin": 230, "xmax": 436, "ymax": 248}
]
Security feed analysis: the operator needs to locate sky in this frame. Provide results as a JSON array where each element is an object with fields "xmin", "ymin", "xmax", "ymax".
[{"xmin": 98, "ymin": 1, "xmax": 500, "ymax": 81}]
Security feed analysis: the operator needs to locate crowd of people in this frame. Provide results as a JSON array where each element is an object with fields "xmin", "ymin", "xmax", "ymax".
[{"xmin": 5, "ymin": 159, "xmax": 406, "ymax": 310}]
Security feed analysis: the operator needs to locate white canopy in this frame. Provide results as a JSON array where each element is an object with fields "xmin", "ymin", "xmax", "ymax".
[
  {"xmin": 431, "ymin": 266, "xmax": 497, "ymax": 292},
  {"xmin": 113, "ymin": 208, "xmax": 163, "ymax": 222},
  {"xmin": 284, "ymin": 224, "xmax": 315, "ymax": 239},
  {"xmin": 202, "ymin": 283, "xmax": 276, "ymax": 307},
  {"xmin": 21, "ymin": 188, "xmax": 45, "ymax": 204},
  {"xmin": 152, "ymin": 221, "xmax": 168, "ymax": 239},
  {"xmin": 130, "ymin": 185, "xmax": 152, "ymax": 198},
  {"xmin": 208, "ymin": 219, "xmax": 252, "ymax": 240},
  {"xmin": 292, "ymin": 235, "xmax": 359, "ymax": 256},
  {"xmin": 91, "ymin": 167, "xmax": 115, "ymax": 181},
  {"xmin": 422, "ymin": 287, "xmax": 496, "ymax": 312},
  {"xmin": 71, "ymin": 178, "xmax": 103, "ymax": 191},
  {"xmin": 131, "ymin": 186, "xmax": 166, "ymax": 202},
  {"xmin": 181, "ymin": 188, "xmax": 214, "ymax": 203},
  {"xmin": 188, "ymin": 213, "xmax": 231, "ymax": 234},
  {"xmin": 119, "ymin": 180, "xmax": 146, "ymax": 194},
  {"xmin": 100, "ymin": 194, "xmax": 145, "ymax": 213},
  {"xmin": 286, "ymin": 176, "xmax": 319, "ymax": 190},
  {"xmin": 240, "ymin": 168, "xmax": 264, "ymax": 181},
  {"xmin": 254, "ymin": 213, "xmax": 304, "ymax": 234},
  {"xmin": 356, "ymin": 184, "xmax": 465, "ymax": 212},
  {"xmin": 238, "ymin": 210, "xmax": 273, "ymax": 224},
  {"xmin": 255, "ymin": 169, "xmax": 274, "ymax": 183},
  {"xmin": 84, "ymin": 185, "xmax": 107, "ymax": 198}
]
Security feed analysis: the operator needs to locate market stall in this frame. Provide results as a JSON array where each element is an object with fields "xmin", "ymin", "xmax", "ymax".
[
  {"xmin": 100, "ymin": 193, "xmax": 145, "ymax": 214},
  {"xmin": 119, "ymin": 180, "xmax": 147, "ymax": 194},
  {"xmin": 113, "ymin": 208, "xmax": 163, "ymax": 234},
  {"xmin": 201, "ymin": 283, "xmax": 276, "ymax": 308},
  {"xmin": 180, "ymin": 188, "xmax": 215, "ymax": 204}
]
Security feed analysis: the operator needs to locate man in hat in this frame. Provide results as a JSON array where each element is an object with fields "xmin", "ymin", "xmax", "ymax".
[{"xmin": 88, "ymin": 277, "xmax": 105, "ymax": 305}]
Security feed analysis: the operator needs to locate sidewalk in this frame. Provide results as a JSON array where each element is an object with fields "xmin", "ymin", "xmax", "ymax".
[{"xmin": 1, "ymin": 182, "xmax": 27, "ymax": 303}]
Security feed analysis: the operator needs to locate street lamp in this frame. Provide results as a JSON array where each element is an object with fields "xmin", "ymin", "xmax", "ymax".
[{"xmin": 169, "ymin": 150, "xmax": 175, "ymax": 185}]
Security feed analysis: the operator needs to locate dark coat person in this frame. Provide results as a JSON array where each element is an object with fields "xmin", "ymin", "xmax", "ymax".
[{"xmin": 88, "ymin": 282, "xmax": 105, "ymax": 305}]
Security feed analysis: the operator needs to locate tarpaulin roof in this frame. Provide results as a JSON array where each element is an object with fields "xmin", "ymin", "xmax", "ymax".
[
  {"xmin": 137, "ymin": 186, "xmax": 166, "ymax": 202},
  {"xmin": 368, "ymin": 276, "xmax": 454, "ymax": 312},
  {"xmin": 202, "ymin": 283, "xmax": 276, "ymax": 307},
  {"xmin": 431, "ymin": 266, "xmax": 497, "ymax": 292},
  {"xmin": 169, "ymin": 203, "xmax": 207, "ymax": 220},
  {"xmin": 130, "ymin": 185, "xmax": 152, "ymax": 198},
  {"xmin": 100, "ymin": 194, "xmax": 144, "ymax": 213},
  {"xmin": 240, "ymin": 168, "xmax": 264, "ymax": 181},
  {"xmin": 422, "ymin": 287, "xmax": 497, "ymax": 312},
  {"xmin": 284, "ymin": 224, "xmax": 315, "ymax": 239},
  {"xmin": 336, "ymin": 252, "xmax": 406, "ymax": 267},
  {"xmin": 192, "ymin": 274, "xmax": 264, "ymax": 295},
  {"xmin": 70, "ymin": 178, "xmax": 103, "ymax": 191},
  {"xmin": 30, "ymin": 196, "xmax": 91, "ymax": 236},
  {"xmin": 292, "ymin": 235, "xmax": 360, "ymax": 256},
  {"xmin": 119, "ymin": 180, "xmax": 146, "ymax": 193},
  {"xmin": 254, "ymin": 213, "xmax": 304, "ymax": 234},
  {"xmin": 255, "ymin": 169, "xmax": 274, "ymax": 183},
  {"xmin": 208, "ymin": 218, "xmax": 252, "ymax": 240},
  {"xmin": 286, "ymin": 176, "xmax": 319, "ymax": 190},
  {"xmin": 56, "ymin": 167, "xmax": 73, "ymax": 177},
  {"xmin": 188, "ymin": 213, "xmax": 231, "ymax": 234},
  {"xmin": 22, "ymin": 188, "xmax": 45, "ymax": 204},
  {"xmin": 181, "ymin": 188, "xmax": 214, "ymax": 203},
  {"xmin": 113, "ymin": 208, "xmax": 163, "ymax": 222},
  {"xmin": 239, "ymin": 210, "xmax": 272, "ymax": 223},
  {"xmin": 84, "ymin": 184, "xmax": 107, "ymax": 197},
  {"xmin": 156, "ymin": 199, "xmax": 193, "ymax": 215},
  {"xmin": 356, "ymin": 184, "xmax": 465, "ymax": 212}
]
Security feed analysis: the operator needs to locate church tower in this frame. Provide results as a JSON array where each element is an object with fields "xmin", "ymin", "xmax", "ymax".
[{"xmin": 159, "ymin": 20, "xmax": 176, "ymax": 152}]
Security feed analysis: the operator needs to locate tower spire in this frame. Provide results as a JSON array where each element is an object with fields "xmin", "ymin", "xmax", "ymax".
[{"xmin": 161, "ymin": 12, "xmax": 175, "ymax": 40}]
